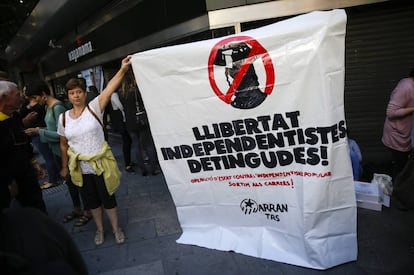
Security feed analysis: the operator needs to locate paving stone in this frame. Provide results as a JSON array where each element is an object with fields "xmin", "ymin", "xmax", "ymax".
[{"xmin": 99, "ymin": 260, "xmax": 164, "ymax": 275}]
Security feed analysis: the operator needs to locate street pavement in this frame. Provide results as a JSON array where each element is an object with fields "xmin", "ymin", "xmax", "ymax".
[{"xmin": 40, "ymin": 136, "xmax": 414, "ymax": 275}]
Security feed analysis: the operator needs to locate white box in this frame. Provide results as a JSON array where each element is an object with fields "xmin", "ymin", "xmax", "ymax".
[
  {"xmin": 354, "ymin": 181, "xmax": 381, "ymax": 203},
  {"xmin": 354, "ymin": 181, "xmax": 382, "ymax": 211},
  {"xmin": 382, "ymin": 194, "xmax": 390, "ymax": 207},
  {"xmin": 356, "ymin": 200, "xmax": 382, "ymax": 211}
]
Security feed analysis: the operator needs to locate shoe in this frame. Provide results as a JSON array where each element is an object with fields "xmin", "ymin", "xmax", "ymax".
[
  {"xmin": 142, "ymin": 170, "xmax": 148, "ymax": 176},
  {"xmin": 397, "ymin": 203, "xmax": 409, "ymax": 211},
  {"xmin": 63, "ymin": 211, "xmax": 82, "ymax": 223},
  {"xmin": 114, "ymin": 228, "xmax": 125, "ymax": 244},
  {"xmin": 74, "ymin": 215, "xmax": 92, "ymax": 227},
  {"xmin": 394, "ymin": 198, "xmax": 409, "ymax": 211},
  {"xmin": 95, "ymin": 230, "xmax": 104, "ymax": 245},
  {"xmin": 128, "ymin": 162, "xmax": 136, "ymax": 167},
  {"xmin": 125, "ymin": 166, "xmax": 135, "ymax": 173},
  {"xmin": 152, "ymin": 168, "xmax": 161, "ymax": 175},
  {"xmin": 40, "ymin": 182, "xmax": 53, "ymax": 189}
]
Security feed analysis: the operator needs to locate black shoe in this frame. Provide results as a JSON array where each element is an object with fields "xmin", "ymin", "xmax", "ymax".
[
  {"xmin": 142, "ymin": 170, "xmax": 148, "ymax": 177},
  {"xmin": 394, "ymin": 199, "xmax": 408, "ymax": 211},
  {"xmin": 152, "ymin": 168, "xmax": 161, "ymax": 175},
  {"xmin": 125, "ymin": 166, "xmax": 135, "ymax": 173}
]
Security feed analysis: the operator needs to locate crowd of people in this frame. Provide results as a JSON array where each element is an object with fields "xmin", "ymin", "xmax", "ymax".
[
  {"xmin": 1, "ymin": 52, "xmax": 413, "ymax": 272},
  {"xmin": 0, "ymin": 56, "xmax": 163, "ymax": 273}
]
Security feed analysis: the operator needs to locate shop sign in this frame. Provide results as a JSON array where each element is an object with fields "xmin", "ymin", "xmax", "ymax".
[{"xmin": 68, "ymin": 41, "xmax": 93, "ymax": 62}]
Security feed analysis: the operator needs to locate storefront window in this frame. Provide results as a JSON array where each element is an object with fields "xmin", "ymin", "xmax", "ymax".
[{"xmin": 79, "ymin": 65, "xmax": 104, "ymax": 92}]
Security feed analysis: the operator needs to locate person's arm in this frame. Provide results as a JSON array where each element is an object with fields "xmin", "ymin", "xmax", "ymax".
[
  {"xmin": 21, "ymin": 111, "xmax": 38, "ymax": 128},
  {"xmin": 26, "ymin": 104, "xmax": 67, "ymax": 143},
  {"xmin": 24, "ymin": 126, "xmax": 40, "ymax": 137},
  {"xmin": 38, "ymin": 128, "xmax": 60, "ymax": 143},
  {"xmin": 386, "ymin": 104, "xmax": 414, "ymax": 120},
  {"xmin": 98, "ymin": 55, "xmax": 132, "ymax": 112},
  {"xmin": 56, "ymin": 112, "xmax": 70, "ymax": 180},
  {"xmin": 60, "ymin": 135, "xmax": 70, "ymax": 180},
  {"xmin": 39, "ymin": 102, "xmax": 66, "ymax": 142},
  {"xmin": 386, "ymin": 80, "xmax": 414, "ymax": 119}
]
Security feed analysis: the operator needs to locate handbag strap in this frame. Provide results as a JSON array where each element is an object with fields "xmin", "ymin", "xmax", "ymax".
[
  {"xmin": 51, "ymin": 101, "xmax": 66, "ymax": 124},
  {"xmin": 62, "ymin": 104, "xmax": 103, "ymax": 128},
  {"xmin": 86, "ymin": 105, "xmax": 103, "ymax": 128}
]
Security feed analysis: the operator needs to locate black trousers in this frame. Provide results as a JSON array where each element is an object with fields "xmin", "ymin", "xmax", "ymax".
[{"xmin": 389, "ymin": 148, "xmax": 410, "ymax": 182}]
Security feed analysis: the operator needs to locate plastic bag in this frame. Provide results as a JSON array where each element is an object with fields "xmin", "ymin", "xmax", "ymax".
[{"xmin": 371, "ymin": 173, "xmax": 393, "ymax": 196}]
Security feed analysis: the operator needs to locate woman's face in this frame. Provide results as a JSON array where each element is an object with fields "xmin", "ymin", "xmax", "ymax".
[{"xmin": 67, "ymin": 87, "xmax": 86, "ymax": 105}]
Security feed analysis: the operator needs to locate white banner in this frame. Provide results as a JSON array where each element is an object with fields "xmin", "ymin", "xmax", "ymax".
[{"xmin": 131, "ymin": 9, "xmax": 357, "ymax": 269}]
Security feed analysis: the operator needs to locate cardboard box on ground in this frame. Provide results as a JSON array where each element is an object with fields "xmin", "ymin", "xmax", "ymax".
[{"xmin": 354, "ymin": 174, "xmax": 392, "ymax": 211}]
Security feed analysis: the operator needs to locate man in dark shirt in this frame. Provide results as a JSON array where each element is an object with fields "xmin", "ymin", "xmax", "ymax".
[
  {"xmin": 0, "ymin": 80, "xmax": 46, "ymax": 212},
  {"xmin": 0, "ymin": 207, "xmax": 89, "ymax": 275}
]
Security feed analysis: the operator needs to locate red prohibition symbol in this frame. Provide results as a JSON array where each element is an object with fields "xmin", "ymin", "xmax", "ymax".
[{"xmin": 208, "ymin": 36, "xmax": 275, "ymax": 109}]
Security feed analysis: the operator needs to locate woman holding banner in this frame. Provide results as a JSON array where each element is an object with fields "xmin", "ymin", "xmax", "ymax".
[{"xmin": 58, "ymin": 55, "xmax": 131, "ymax": 245}]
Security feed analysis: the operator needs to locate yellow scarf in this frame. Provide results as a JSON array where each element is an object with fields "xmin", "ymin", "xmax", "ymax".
[
  {"xmin": 0, "ymin": 111, "xmax": 10, "ymax": 121},
  {"xmin": 67, "ymin": 141, "xmax": 121, "ymax": 195}
]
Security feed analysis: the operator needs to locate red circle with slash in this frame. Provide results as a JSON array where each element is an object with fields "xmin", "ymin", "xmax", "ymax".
[{"xmin": 208, "ymin": 36, "xmax": 275, "ymax": 104}]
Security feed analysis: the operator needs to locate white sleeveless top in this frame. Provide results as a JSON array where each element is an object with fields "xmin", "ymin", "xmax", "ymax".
[{"xmin": 57, "ymin": 97, "xmax": 105, "ymax": 174}]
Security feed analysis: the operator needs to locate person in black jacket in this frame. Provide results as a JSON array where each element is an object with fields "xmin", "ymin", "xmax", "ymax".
[
  {"xmin": 0, "ymin": 80, "xmax": 46, "ymax": 212},
  {"xmin": 118, "ymin": 72, "xmax": 160, "ymax": 176},
  {"xmin": 0, "ymin": 207, "xmax": 88, "ymax": 275}
]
